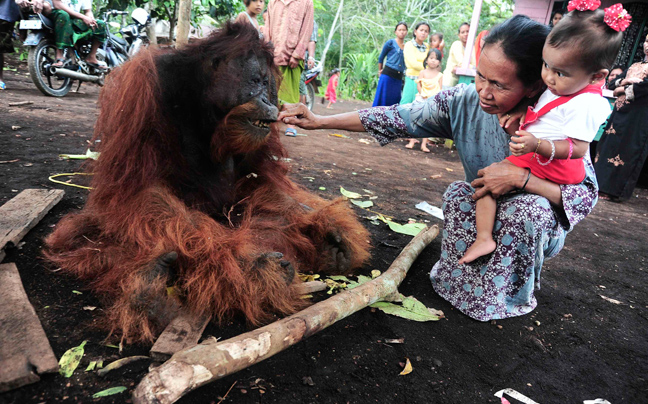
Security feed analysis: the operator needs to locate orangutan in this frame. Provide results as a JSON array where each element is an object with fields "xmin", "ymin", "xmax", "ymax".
[{"xmin": 45, "ymin": 22, "xmax": 370, "ymax": 344}]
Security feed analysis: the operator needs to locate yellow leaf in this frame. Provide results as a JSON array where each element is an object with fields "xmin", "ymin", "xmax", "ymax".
[
  {"xmin": 298, "ymin": 273, "xmax": 320, "ymax": 282},
  {"xmin": 371, "ymin": 270, "xmax": 381, "ymax": 278},
  {"xmin": 399, "ymin": 358, "xmax": 413, "ymax": 375}
]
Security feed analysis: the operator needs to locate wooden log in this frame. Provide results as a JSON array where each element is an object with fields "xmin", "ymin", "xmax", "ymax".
[
  {"xmin": 0, "ymin": 263, "xmax": 59, "ymax": 392},
  {"xmin": 150, "ymin": 313, "xmax": 210, "ymax": 362},
  {"xmin": 292, "ymin": 281, "xmax": 327, "ymax": 295},
  {"xmin": 0, "ymin": 189, "xmax": 65, "ymax": 262},
  {"xmin": 133, "ymin": 225, "xmax": 439, "ymax": 404}
]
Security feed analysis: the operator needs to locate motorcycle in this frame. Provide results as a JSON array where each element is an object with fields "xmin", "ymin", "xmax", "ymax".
[
  {"xmin": 18, "ymin": 9, "xmax": 131, "ymax": 97},
  {"xmin": 118, "ymin": 8, "xmax": 151, "ymax": 57},
  {"xmin": 303, "ymin": 60, "xmax": 322, "ymax": 111}
]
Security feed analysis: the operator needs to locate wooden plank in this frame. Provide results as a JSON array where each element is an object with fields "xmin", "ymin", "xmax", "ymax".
[
  {"xmin": 150, "ymin": 313, "xmax": 210, "ymax": 361},
  {"xmin": 0, "ymin": 263, "xmax": 59, "ymax": 393},
  {"xmin": 0, "ymin": 189, "xmax": 65, "ymax": 262}
]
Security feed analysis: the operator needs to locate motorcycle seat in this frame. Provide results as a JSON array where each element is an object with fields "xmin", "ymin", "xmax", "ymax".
[
  {"xmin": 110, "ymin": 34, "xmax": 128, "ymax": 47},
  {"xmin": 38, "ymin": 14, "xmax": 54, "ymax": 30}
]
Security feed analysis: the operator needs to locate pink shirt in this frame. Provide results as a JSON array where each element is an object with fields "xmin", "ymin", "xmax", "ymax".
[{"xmin": 267, "ymin": 0, "xmax": 314, "ymax": 66}]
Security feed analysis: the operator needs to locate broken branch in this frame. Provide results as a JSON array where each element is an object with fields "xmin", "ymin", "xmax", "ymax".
[{"xmin": 133, "ymin": 225, "xmax": 438, "ymax": 404}]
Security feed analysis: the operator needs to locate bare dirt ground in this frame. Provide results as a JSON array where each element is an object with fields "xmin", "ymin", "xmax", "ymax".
[{"xmin": 1, "ymin": 56, "xmax": 648, "ymax": 404}]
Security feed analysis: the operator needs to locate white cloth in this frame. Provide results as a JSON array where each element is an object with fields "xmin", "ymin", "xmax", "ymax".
[
  {"xmin": 58, "ymin": 0, "xmax": 92, "ymax": 14},
  {"xmin": 526, "ymin": 88, "xmax": 611, "ymax": 143}
]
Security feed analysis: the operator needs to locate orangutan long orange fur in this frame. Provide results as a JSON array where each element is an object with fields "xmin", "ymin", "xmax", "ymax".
[{"xmin": 45, "ymin": 25, "xmax": 370, "ymax": 344}]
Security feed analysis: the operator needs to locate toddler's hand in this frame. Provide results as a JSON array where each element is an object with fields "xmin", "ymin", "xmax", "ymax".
[{"xmin": 509, "ymin": 130, "xmax": 537, "ymax": 156}]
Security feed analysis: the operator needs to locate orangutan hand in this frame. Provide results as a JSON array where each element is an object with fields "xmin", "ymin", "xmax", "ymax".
[
  {"xmin": 253, "ymin": 252, "xmax": 295, "ymax": 285},
  {"xmin": 471, "ymin": 162, "xmax": 528, "ymax": 200}
]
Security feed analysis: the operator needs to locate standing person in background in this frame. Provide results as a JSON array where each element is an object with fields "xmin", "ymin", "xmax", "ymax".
[
  {"xmin": 325, "ymin": 68, "xmax": 339, "ymax": 108},
  {"xmin": 429, "ymin": 32, "xmax": 444, "ymax": 57},
  {"xmin": 443, "ymin": 22, "xmax": 475, "ymax": 88},
  {"xmin": 267, "ymin": 0, "xmax": 313, "ymax": 137},
  {"xmin": 299, "ymin": 19, "xmax": 318, "ymax": 105},
  {"xmin": 372, "ymin": 21, "xmax": 407, "ymax": 107},
  {"xmin": 401, "ymin": 22, "xmax": 429, "ymax": 150},
  {"xmin": 258, "ymin": 9, "xmax": 268, "ymax": 37},
  {"xmin": 412, "ymin": 48, "xmax": 444, "ymax": 152},
  {"xmin": 0, "ymin": 0, "xmax": 19, "ymax": 90},
  {"xmin": 549, "ymin": 9, "xmax": 565, "ymax": 29},
  {"xmin": 235, "ymin": 0, "xmax": 264, "ymax": 37},
  {"xmin": 605, "ymin": 64, "xmax": 624, "ymax": 88},
  {"xmin": 400, "ymin": 22, "xmax": 429, "ymax": 105},
  {"xmin": 595, "ymin": 34, "xmax": 648, "ymax": 202}
]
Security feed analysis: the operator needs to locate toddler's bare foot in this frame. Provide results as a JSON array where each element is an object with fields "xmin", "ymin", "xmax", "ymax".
[
  {"xmin": 458, "ymin": 238, "xmax": 496, "ymax": 264},
  {"xmin": 421, "ymin": 145, "xmax": 430, "ymax": 153},
  {"xmin": 405, "ymin": 139, "xmax": 418, "ymax": 149}
]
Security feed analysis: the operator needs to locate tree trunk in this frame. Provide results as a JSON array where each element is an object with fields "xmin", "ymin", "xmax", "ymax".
[
  {"xmin": 319, "ymin": 0, "xmax": 343, "ymax": 69},
  {"xmin": 338, "ymin": 12, "xmax": 344, "ymax": 69},
  {"xmin": 132, "ymin": 225, "xmax": 439, "ymax": 404},
  {"xmin": 175, "ymin": 0, "xmax": 191, "ymax": 48}
]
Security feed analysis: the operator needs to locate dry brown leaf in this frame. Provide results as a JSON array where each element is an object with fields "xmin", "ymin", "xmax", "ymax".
[{"xmin": 399, "ymin": 358, "xmax": 413, "ymax": 375}]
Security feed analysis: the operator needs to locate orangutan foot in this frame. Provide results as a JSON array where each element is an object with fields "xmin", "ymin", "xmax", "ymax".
[
  {"xmin": 458, "ymin": 238, "xmax": 497, "ymax": 264},
  {"xmin": 323, "ymin": 231, "xmax": 351, "ymax": 273}
]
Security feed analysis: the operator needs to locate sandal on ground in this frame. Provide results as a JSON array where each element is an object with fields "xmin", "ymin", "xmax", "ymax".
[
  {"xmin": 0, "ymin": 81, "xmax": 5, "ymax": 90},
  {"xmin": 285, "ymin": 127, "xmax": 297, "ymax": 137},
  {"xmin": 598, "ymin": 192, "xmax": 621, "ymax": 202}
]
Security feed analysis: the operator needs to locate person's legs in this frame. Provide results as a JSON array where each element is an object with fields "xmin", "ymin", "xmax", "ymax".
[
  {"xmin": 421, "ymin": 138, "xmax": 430, "ymax": 152},
  {"xmin": 278, "ymin": 64, "xmax": 303, "ymax": 135},
  {"xmin": 86, "ymin": 19, "xmax": 107, "ymax": 65},
  {"xmin": 50, "ymin": 10, "xmax": 74, "ymax": 65},
  {"xmin": 0, "ymin": 19, "xmax": 16, "ymax": 88},
  {"xmin": 458, "ymin": 194, "xmax": 497, "ymax": 264}
]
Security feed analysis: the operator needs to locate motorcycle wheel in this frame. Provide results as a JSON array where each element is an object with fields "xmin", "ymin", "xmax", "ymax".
[
  {"xmin": 28, "ymin": 38, "xmax": 72, "ymax": 97},
  {"xmin": 306, "ymin": 81, "xmax": 316, "ymax": 111}
]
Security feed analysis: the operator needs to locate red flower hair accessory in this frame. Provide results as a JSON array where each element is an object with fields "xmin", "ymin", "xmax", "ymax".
[
  {"xmin": 604, "ymin": 3, "xmax": 632, "ymax": 32},
  {"xmin": 567, "ymin": 0, "xmax": 601, "ymax": 12}
]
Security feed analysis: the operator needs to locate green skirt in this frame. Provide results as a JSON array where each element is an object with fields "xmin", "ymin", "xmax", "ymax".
[
  {"xmin": 278, "ymin": 61, "xmax": 304, "ymax": 104},
  {"xmin": 51, "ymin": 10, "xmax": 107, "ymax": 49},
  {"xmin": 400, "ymin": 76, "xmax": 418, "ymax": 104}
]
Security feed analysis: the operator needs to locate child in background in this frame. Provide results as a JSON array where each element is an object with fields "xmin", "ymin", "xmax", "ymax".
[
  {"xmin": 459, "ymin": 1, "xmax": 628, "ymax": 264},
  {"xmin": 325, "ymin": 68, "xmax": 340, "ymax": 109},
  {"xmin": 429, "ymin": 32, "xmax": 444, "ymax": 58},
  {"xmin": 410, "ymin": 49, "xmax": 444, "ymax": 152},
  {"xmin": 235, "ymin": 0, "xmax": 265, "ymax": 37}
]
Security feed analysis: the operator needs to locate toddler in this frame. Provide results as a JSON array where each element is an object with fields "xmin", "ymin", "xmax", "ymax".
[
  {"xmin": 409, "ymin": 49, "xmax": 444, "ymax": 152},
  {"xmin": 459, "ymin": 1, "xmax": 629, "ymax": 264},
  {"xmin": 325, "ymin": 68, "xmax": 340, "ymax": 109},
  {"xmin": 429, "ymin": 32, "xmax": 444, "ymax": 57}
]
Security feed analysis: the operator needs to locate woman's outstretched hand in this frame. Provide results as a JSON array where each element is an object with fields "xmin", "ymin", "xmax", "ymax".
[
  {"xmin": 471, "ymin": 162, "xmax": 527, "ymax": 200},
  {"xmin": 278, "ymin": 103, "xmax": 320, "ymax": 130}
]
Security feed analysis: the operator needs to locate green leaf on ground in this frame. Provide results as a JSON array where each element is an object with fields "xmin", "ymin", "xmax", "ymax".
[
  {"xmin": 72, "ymin": 290, "xmax": 82, "ymax": 295},
  {"xmin": 340, "ymin": 187, "xmax": 362, "ymax": 199},
  {"xmin": 59, "ymin": 341, "xmax": 87, "ymax": 377},
  {"xmin": 92, "ymin": 386, "xmax": 127, "ymax": 398},
  {"xmin": 351, "ymin": 200, "xmax": 373, "ymax": 208},
  {"xmin": 370, "ymin": 296, "xmax": 442, "ymax": 322},
  {"xmin": 85, "ymin": 361, "xmax": 97, "ymax": 372},
  {"xmin": 319, "ymin": 187, "xmax": 326, "ymax": 190}
]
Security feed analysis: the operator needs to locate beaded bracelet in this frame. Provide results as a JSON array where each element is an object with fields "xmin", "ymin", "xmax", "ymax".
[{"xmin": 536, "ymin": 139, "xmax": 555, "ymax": 166}]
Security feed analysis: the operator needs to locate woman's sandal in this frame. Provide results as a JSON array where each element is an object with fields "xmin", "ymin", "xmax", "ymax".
[{"xmin": 598, "ymin": 192, "xmax": 621, "ymax": 202}]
